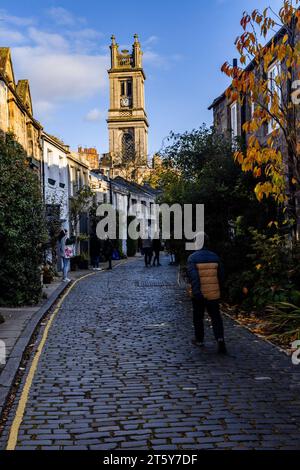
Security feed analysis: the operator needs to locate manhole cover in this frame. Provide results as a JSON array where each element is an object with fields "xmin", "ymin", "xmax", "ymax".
[{"xmin": 135, "ymin": 281, "xmax": 175, "ymax": 287}]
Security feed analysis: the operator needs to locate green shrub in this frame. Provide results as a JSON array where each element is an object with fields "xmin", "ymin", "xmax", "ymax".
[
  {"xmin": 226, "ymin": 230, "xmax": 297, "ymax": 311},
  {"xmin": 0, "ymin": 133, "xmax": 47, "ymax": 306}
]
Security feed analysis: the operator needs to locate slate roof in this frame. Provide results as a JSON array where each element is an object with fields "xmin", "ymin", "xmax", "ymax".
[{"xmin": 113, "ymin": 176, "xmax": 159, "ymax": 198}]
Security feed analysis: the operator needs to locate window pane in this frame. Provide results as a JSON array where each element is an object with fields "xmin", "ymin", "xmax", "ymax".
[{"xmin": 127, "ymin": 80, "xmax": 132, "ymax": 97}]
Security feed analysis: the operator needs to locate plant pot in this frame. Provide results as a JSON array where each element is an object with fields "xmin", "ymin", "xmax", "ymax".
[{"xmin": 43, "ymin": 273, "xmax": 53, "ymax": 284}]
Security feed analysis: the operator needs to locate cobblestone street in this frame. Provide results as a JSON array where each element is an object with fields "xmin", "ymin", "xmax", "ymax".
[{"xmin": 1, "ymin": 256, "xmax": 300, "ymax": 450}]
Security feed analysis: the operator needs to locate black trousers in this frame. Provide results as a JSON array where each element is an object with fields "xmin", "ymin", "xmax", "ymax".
[
  {"xmin": 152, "ymin": 250, "xmax": 160, "ymax": 266},
  {"xmin": 192, "ymin": 297, "xmax": 224, "ymax": 342},
  {"xmin": 144, "ymin": 248, "xmax": 153, "ymax": 266}
]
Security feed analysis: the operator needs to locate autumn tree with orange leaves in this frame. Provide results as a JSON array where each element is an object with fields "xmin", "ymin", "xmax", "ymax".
[{"xmin": 221, "ymin": 0, "xmax": 300, "ymax": 233}]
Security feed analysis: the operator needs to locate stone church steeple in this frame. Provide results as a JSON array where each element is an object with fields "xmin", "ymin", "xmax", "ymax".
[{"xmin": 106, "ymin": 34, "xmax": 149, "ymax": 182}]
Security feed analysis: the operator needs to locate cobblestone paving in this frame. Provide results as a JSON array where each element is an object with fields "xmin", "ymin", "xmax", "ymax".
[{"xmin": 1, "ymin": 256, "xmax": 300, "ymax": 450}]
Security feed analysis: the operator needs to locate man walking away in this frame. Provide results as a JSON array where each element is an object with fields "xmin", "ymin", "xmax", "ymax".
[
  {"xmin": 142, "ymin": 237, "xmax": 153, "ymax": 267},
  {"xmin": 187, "ymin": 233, "xmax": 227, "ymax": 354},
  {"xmin": 152, "ymin": 236, "xmax": 161, "ymax": 267}
]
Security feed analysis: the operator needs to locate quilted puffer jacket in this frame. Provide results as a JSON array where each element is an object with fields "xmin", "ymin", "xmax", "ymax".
[{"xmin": 187, "ymin": 249, "xmax": 224, "ymax": 301}]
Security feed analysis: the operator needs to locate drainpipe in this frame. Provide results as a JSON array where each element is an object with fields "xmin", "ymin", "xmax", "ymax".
[
  {"xmin": 41, "ymin": 135, "xmax": 45, "ymax": 202},
  {"xmin": 109, "ymin": 176, "xmax": 113, "ymax": 206}
]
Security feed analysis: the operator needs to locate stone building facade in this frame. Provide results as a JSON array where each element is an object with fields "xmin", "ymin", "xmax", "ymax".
[
  {"xmin": 41, "ymin": 133, "xmax": 70, "ymax": 233},
  {"xmin": 208, "ymin": 26, "xmax": 300, "ymax": 234},
  {"xmin": 78, "ymin": 146, "xmax": 100, "ymax": 171},
  {"xmin": 110, "ymin": 176, "xmax": 158, "ymax": 255},
  {"xmin": 0, "ymin": 48, "xmax": 42, "ymax": 171}
]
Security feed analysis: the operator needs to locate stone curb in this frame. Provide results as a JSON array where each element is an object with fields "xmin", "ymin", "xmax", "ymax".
[{"xmin": 0, "ymin": 280, "xmax": 71, "ymax": 416}]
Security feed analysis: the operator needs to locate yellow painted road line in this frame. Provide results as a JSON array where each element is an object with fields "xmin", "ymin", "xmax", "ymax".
[{"xmin": 6, "ymin": 272, "xmax": 95, "ymax": 451}]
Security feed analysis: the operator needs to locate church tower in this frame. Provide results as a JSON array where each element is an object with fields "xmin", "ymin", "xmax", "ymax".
[{"xmin": 107, "ymin": 34, "xmax": 149, "ymax": 181}]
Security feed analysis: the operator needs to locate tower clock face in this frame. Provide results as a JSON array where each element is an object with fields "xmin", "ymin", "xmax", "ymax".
[{"xmin": 121, "ymin": 97, "xmax": 130, "ymax": 107}]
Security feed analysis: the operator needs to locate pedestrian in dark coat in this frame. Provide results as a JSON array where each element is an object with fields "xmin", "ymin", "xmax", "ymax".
[
  {"xmin": 142, "ymin": 237, "xmax": 153, "ymax": 267},
  {"xmin": 152, "ymin": 237, "xmax": 161, "ymax": 266},
  {"xmin": 90, "ymin": 234, "xmax": 101, "ymax": 269}
]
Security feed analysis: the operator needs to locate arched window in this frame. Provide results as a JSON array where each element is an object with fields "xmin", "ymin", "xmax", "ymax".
[{"xmin": 122, "ymin": 132, "xmax": 135, "ymax": 162}]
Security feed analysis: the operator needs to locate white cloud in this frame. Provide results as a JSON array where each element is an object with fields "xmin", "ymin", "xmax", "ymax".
[
  {"xmin": 0, "ymin": 27, "xmax": 26, "ymax": 45},
  {"xmin": 142, "ymin": 36, "xmax": 180, "ymax": 70},
  {"xmin": 68, "ymin": 28, "xmax": 102, "ymax": 40},
  {"xmin": 144, "ymin": 35, "xmax": 159, "ymax": 46},
  {"xmin": 34, "ymin": 100, "xmax": 56, "ymax": 117},
  {"xmin": 0, "ymin": 6, "xmax": 176, "ymax": 126},
  {"xmin": 28, "ymin": 27, "xmax": 69, "ymax": 51},
  {"xmin": 84, "ymin": 108, "xmax": 105, "ymax": 122},
  {"xmin": 13, "ymin": 46, "xmax": 109, "ymax": 104},
  {"xmin": 0, "ymin": 10, "xmax": 34, "ymax": 26},
  {"xmin": 143, "ymin": 50, "xmax": 166, "ymax": 68},
  {"xmin": 65, "ymin": 28, "xmax": 104, "ymax": 54},
  {"xmin": 47, "ymin": 7, "xmax": 86, "ymax": 26},
  {"xmin": 0, "ymin": 8, "xmax": 109, "ymax": 119}
]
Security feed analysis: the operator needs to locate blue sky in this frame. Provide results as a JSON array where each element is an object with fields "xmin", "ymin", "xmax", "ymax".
[{"xmin": 0, "ymin": 0, "xmax": 283, "ymax": 157}]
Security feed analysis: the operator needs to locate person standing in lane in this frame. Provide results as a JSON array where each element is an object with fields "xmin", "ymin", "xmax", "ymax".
[
  {"xmin": 152, "ymin": 236, "xmax": 161, "ymax": 267},
  {"xmin": 187, "ymin": 233, "xmax": 227, "ymax": 354},
  {"xmin": 142, "ymin": 236, "xmax": 153, "ymax": 267},
  {"xmin": 58, "ymin": 229, "xmax": 71, "ymax": 282}
]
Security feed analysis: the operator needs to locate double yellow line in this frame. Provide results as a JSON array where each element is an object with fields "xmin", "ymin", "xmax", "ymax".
[{"xmin": 6, "ymin": 273, "xmax": 95, "ymax": 450}]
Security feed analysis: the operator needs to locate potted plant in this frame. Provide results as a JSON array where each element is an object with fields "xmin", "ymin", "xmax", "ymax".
[{"xmin": 42, "ymin": 263, "xmax": 55, "ymax": 284}]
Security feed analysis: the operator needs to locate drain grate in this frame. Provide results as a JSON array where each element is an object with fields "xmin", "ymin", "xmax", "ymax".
[{"xmin": 135, "ymin": 280, "xmax": 176, "ymax": 287}]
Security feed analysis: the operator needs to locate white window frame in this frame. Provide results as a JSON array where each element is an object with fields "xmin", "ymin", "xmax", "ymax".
[
  {"xmin": 47, "ymin": 148, "xmax": 53, "ymax": 167},
  {"xmin": 230, "ymin": 102, "xmax": 238, "ymax": 138}
]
